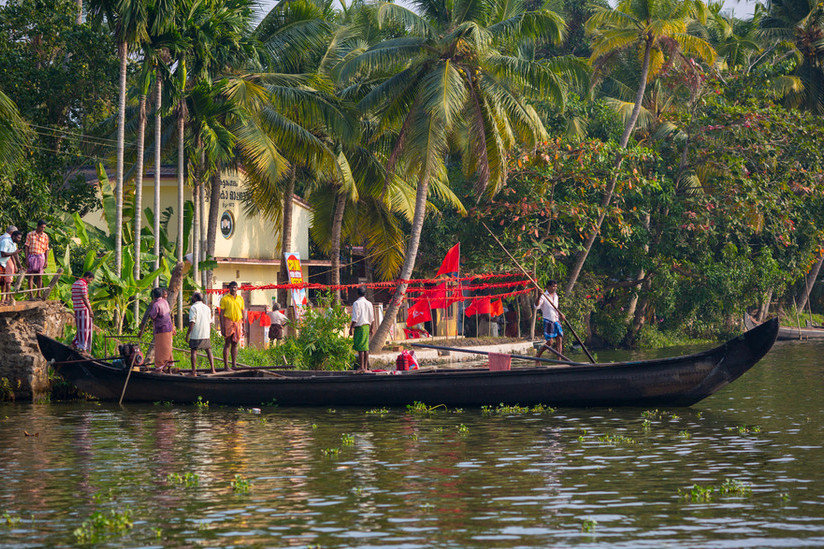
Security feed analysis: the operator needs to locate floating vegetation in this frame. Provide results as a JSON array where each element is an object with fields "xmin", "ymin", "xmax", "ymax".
[
  {"xmin": 679, "ymin": 430, "xmax": 691, "ymax": 439},
  {"xmin": 340, "ymin": 433, "xmax": 355, "ymax": 446},
  {"xmin": 457, "ymin": 424, "xmax": 469, "ymax": 434},
  {"xmin": 327, "ymin": 409, "xmax": 337, "ymax": 414},
  {"xmin": 597, "ymin": 433, "xmax": 635, "ymax": 445},
  {"xmin": 577, "ymin": 430, "xmax": 588, "ymax": 442},
  {"xmin": 731, "ymin": 424, "xmax": 762, "ymax": 434},
  {"xmin": 779, "ymin": 492, "xmax": 789, "ymax": 502},
  {"xmin": 481, "ymin": 403, "xmax": 556, "ymax": 415},
  {"xmin": 2, "ymin": 512, "xmax": 20, "ymax": 527},
  {"xmin": 410, "ymin": 433, "xmax": 418, "ymax": 441},
  {"xmin": 311, "ymin": 424, "xmax": 318, "ymax": 429},
  {"xmin": 581, "ymin": 518, "xmax": 598, "ymax": 532},
  {"xmin": 153, "ymin": 401, "xmax": 173, "ymax": 407},
  {"xmin": 641, "ymin": 419, "xmax": 652, "ymax": 431},
  {"xmin": 321, "ymin": 448, "xmax": 340, "ymax": 457},
  {"xmin": 72, "ymin": 509, "xmax": 133, "ymax": 543},
  {"xmin": 166, "ymin": 472, "xmax": 200, "ymax": 488},
  {"xmin": 230, "ymin": 475, "xmax": 251, "ymax": 493},
  {"xmin": 407, "ymin": 401, "xmax": 446, "ymax": 415},
  {"xmin": 194, "ymin": 396, "xmax": 209, "ymax": 409},
  {"xmin": 451, "ymin": 408, "xmax": 464, "ymax": 414},
  {"xmin": 679, "ymin": 478, "xmax": 752, "ymax": 502},
  {"xmin": 366, "ymin": 407, "xmax": 389, "ymax": 416},
  {"xmin": 239, "ymin": 407, "xmax": 261, "ymax": 414}
]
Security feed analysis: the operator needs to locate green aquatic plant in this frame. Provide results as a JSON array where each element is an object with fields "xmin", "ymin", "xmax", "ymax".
[
  {"xmin": 679, "ymin": 430, "xmax": 691, "ymax": 439},
  {"xmin": 407, "ymin": 401, "xmax": 447, "ymax": 415},
  {"xmin": 195, "ymin": 396, "xmax": 209, "ymax": 409},
  {"xmin": 230, "ymin": 475, "xmax": 251, "ymax": 493},
  {"xmin": 72, "ymin": 509, "xmax": 133, "ymax": 543},
  {"xmin": 457, "ymin": 424, "xmax": 469, "ymax": 434},
  {"xmin": 3, "ymin": 512, "xmax": 21, "ymax": 527},
  {"xmin": 166, "ymin": 472, "xmax": 200, "ymax": 488},
  {"xmin": 598, "ymin": 433, "xmax": 635, "ymax": 445},
  {"xmin": 366, "ymin": 407, "xmax": 390, "ymax": 416},
  {"xmin": 581, "ymin": 518, "xmax": 598, "ymax": 532},
  {"xmin": 679, "ymin": 478, "xmax": 752, "ymax": 502},
  {"xmin": 641, "ymin": 419, "xmax": 652, "ymax": 431},
  {"xmin": 341, "ymin": 433, "xmax": 355, "ymax": 446},
  {"xmin": 321, "ymin": 448, "xmax": 340, "ymax": 457},
  {"xmin": 578, "ymin": 430, "xmax": 588, "ymax": 442}
]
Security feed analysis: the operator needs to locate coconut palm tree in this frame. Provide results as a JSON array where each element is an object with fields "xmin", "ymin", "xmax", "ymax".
[
  {"xmin": 761, "ymin": 0, "xmax": 824, "ymax": 112},
  {"xmin": 338, "ymin": 0, "xmax": 577, "ymax": 352},
  {"xmin": 88, "ymin": 0, "xmax": 149, "ymax": 277},
  {"xmin": 0, "ymin": 90, "xmax": 30, "ymax": 170},
  {"xmin": 562, "ymin": 0, "xmax": 715, "ymax": 294}
]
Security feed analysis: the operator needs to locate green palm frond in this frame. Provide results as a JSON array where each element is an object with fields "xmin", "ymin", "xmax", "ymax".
[
  {"xmin": 488, "ymin": 9, "xmax": 566, "ymax": 46},
  {"xmin": 377, "ymin": 2, "xmax": 437, "ymax": 37}
]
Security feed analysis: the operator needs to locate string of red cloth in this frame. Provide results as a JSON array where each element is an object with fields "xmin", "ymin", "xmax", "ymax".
[{"xmin": 203, "ymin": 272, "xmax": 531, "ymax": 294}]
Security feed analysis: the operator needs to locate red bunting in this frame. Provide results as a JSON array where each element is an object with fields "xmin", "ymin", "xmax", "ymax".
[
  {"xmin": 406, "ymin": 299, "xmax": 432, "ymax": 326},
  {"xmin": 436, "ymin": 243, "xmax": 460, "ymax": 277}
]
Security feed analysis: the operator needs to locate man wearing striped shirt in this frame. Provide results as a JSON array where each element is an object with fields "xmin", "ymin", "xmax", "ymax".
[{"xmin": 72, "ymin": 271, "xmax": 94, "ymax": 353}]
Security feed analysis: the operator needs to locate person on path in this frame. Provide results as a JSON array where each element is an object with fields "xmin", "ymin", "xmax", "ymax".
[
  {"xmin": 139, "ymin": 287, "xmax": 175, "ymax": 371},
  {"xmin": 71, "ymin": 271, "xmax": 95, "ymax": 353},
  {"xmin": 24, "ymin": 220, "xmax": 49, "ymax": 299},
  {"xmin": 349, "ymin": 286, "xmax": 375, "ymax": 372},
  {"xmin": 186, "ymin": 292, "xmax": 214, "ymax": 375},
  {"xmin": 535, "ymin": 280, "xmax": 565, "ymax": 359},
  {"xmin": 219, "ymin": 281, "xmax": 245, "ymax": 370},
  {"xmin": 0, "ymin": 231, "xmax": 22, "ymax": 305},
  {"xmin": 267, "ymin": 301, "xmax": 288, "ymax": 346}
]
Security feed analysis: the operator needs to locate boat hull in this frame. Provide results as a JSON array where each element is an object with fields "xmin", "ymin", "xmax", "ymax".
[
  {"xmin": 743, "ymin": 315, "xmax": 824, "ymax": 341},
  {"xmin": 38, "ymin": 318, "xmax": 778, "ymax": 407}
]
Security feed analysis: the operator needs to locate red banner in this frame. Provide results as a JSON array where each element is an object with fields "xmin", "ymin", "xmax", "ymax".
[
  {"xmin": 406, "ymin": 299, "xmax": 432, "ymax": 326},
  {"xmin": 436, "ymin": 243, "xmax": 460, "ymax": 277},
  {"xmin": 465, "ymin": 297, "xmax": 492, "ymax": 316}
]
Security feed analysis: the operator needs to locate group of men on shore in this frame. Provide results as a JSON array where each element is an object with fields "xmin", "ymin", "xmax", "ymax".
[{"xmin": 0, "ymin": 221, "xmax": 51, "ymax": 305}]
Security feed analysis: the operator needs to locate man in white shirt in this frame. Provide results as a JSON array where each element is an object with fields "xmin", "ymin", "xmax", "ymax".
[
  {"xmin": 535, "ymin": 280, "xmax": 565, "ymax": 359},
  {"xmin": 186, "ymin": 292, "xmax": 215, "ymax": 375},
  {"xmin": 267, "ymin": 301, "xmax": 289, "ymax": 345},
  {"xmin": 349, "ymin": 286, "xmax": 375, "ymax": 371}
]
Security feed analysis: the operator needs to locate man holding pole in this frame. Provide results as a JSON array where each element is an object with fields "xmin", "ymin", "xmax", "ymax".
[{"xmin": 535, "ymin": 280, "xmax": 564, "ymax": 359}]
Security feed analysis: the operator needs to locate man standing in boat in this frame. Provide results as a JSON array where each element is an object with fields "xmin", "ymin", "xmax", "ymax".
[
  {"xmin": 535, "ymin": 280, "xmax": 565, "ymax": 359},
  {"xmin": 71, "ymin": 271, "xmax": 95, "ymax": 354},
  {"xmin": 187, "ymin": 292, "xmax": 215, "ymax": 375},
  {"xmin": 349, "ymin": 286, "xmax": 375, "ymax": 372},
  {"xmin": 220, "ymin": 281, "xmax": 245, "ymax": 370}
]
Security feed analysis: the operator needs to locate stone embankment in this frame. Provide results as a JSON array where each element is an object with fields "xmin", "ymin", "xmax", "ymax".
[{"xmin": 0, "ymin": 301, "xmax": 70, "ymax": 401}]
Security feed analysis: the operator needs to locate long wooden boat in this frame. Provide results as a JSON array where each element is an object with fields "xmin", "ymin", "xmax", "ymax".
[
  {"xmin": 743, "ymin": 314, "xmax": 824, "ymax": 341},
  {"xmin": 37, "ymin": 318, "xmax": 778, "ymax": 408}
]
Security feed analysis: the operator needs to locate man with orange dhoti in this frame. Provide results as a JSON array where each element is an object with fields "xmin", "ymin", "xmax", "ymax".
[{"xmin": 219, "ymin": 281, "xmax": 245, "ymax": 370}]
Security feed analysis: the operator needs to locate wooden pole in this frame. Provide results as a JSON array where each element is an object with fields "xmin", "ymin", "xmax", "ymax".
[
  {"xmin": 118, "ymin": 346, "xmax": 141, "ymax": 405},
  {"xmin": 410, "ymin": 342, "xmax": 581, "ymax": 365},
  {"xmin": 481, "ymin": 222, "xmax": 596, "ymax": 363},
  {"xmin": 42, "ymin": 269, "xmax": 63, "ymax": 300},
  {"xmin": 793, "ymin": 296, "xmax": 802, "ymax": 340}
]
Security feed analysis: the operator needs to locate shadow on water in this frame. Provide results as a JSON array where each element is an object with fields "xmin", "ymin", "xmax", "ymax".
[{"xmin": 0, "ymin": 340, "xmax": 822, "ymax": 547}]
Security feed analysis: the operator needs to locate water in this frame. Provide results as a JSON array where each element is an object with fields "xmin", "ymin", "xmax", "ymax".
[{"xmin": 1, "ymin": 340, "xmax": 823, "ymax": 548}]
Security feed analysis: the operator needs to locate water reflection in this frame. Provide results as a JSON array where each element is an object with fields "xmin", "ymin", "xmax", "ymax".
[{"xmin": 0, "ymin": 341, "xmax": 822, "ymax": 547}]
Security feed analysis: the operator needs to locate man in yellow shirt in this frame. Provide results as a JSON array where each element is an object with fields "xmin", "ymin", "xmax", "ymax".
[{"xmin": 219, "ymin": 281, "xmax": 245, "ymax": 370}]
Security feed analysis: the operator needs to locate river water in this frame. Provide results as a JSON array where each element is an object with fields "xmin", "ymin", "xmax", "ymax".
[{"xmin": 1, "ymin": 340, "xmax": 822, "ymax": 548}]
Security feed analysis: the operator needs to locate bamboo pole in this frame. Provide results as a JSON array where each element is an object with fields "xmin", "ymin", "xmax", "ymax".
[{"xmin": 481, "ymin": 222, "xmax": 596, "ymax": 363}]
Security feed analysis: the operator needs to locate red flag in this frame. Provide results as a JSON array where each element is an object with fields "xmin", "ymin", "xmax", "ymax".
[
  {"xmin": 426, "ymin": 282, "xmax": 450, "ymax": 309},
  {"xmin": 491, "ymin": 299, "xmax": 504, "ymax": 317},
  {"xmin": 465, "ymin": 297, "xmax": 492, "ymax": 316},
  {"xmin": 436, "ymin": 243, "xmax": 460, "ymax": 277},
  {"xmin": 406, "ymin": 299, "xmax": 432, "ymax": 326}
]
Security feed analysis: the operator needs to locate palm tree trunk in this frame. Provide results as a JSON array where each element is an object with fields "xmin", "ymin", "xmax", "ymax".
[
  {"xmin": 330, "ymin": 191, "xmax": 346, "ymax": 303},
  {"xmin": 76, "ymin": 0, "xmax": 82, "ymax": 24},
  {"xmin": 153, "ymin": 76, "xmax": 162, "ymax": 287},
  {"xmin": 277, "ymin": 166, "xmax": 296, "ymax": 308},
  {"xmin": 176, "ymin": 99, "xmax": 186, "ymax": 328},
  {"xmin": 797, "ymin": 252, "xmax": 824, "ymax": 312},
  {"xmin": 132, "ymin": 93, "xmax": 146, "ymax": 329},
  {"xmin": 370, "ymin": 172, "xmax": 430, "ymax": 353},
  {"xmin": 564, "ymin": 39, "xmax": 653, "ymax": 295},
  {"xmin": 115, "ymin": 40, "xmax": 128, "ymax": 277},
  {"xmin": 206, "ymin": 171, "xmax": 221, "ymax": 299},
  {"xmin": 192, "ymin": 148, "xmax": 204, "ymax": 289},
  {"xmin": 199, "ymin": 178, "xmax": 206, "ymax": 288}
]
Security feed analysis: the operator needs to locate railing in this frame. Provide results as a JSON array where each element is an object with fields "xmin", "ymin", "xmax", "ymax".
[{"xmin": 0, "ymin": 269, "xmax": 63, "ymax": 301}]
